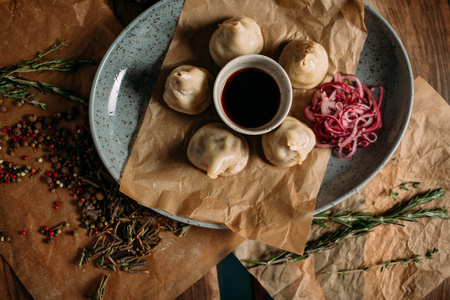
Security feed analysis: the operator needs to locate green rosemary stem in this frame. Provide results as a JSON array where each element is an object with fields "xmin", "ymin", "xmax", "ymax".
[
  {"xmin": 24, "ymin": 40, "xmax": 68, "ymax": 65},
  {"xmin": 244, "ymin": 189, "xmax": 447, "ymax": 266},
  {"xmin": 322, "ymin": 248, "xmax": 439, "ymax": 277},
  {"xmin": 0, "ymin": 82, "xmax": 31, "ymax": 100},
  {"xmin": 0, "ymin": 40, "xmax": 94, "ymax": 109},
  {"xmin": 3, "ymin": 75, "xmax": 87, "ymax": 106},
  {"xmin": 313, "ymin": 189, "xmax": 448, "ymax": 228},
  {"xmin": 22, "ymin": 98, "xmax": 47, "ymax": 110},
  {"xmin": 0, "ymin": 79, "xmax": 47, "ymax": 109},
  {"xmin": 4, "ymin": 58, "xmax": 95, "ymax": 76},
  {"xmin": 0, "ymin": 40, "xmax": 69, "ymax": 76}
]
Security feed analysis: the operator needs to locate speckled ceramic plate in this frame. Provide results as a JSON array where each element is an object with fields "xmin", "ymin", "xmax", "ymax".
[{"xmin": 89, "ymin": 1, "xmax": 413, "ymax": 228}]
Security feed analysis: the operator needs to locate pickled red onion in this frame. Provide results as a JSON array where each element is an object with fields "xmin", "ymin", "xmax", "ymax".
[{"xmin": 304, "ymin": 73, "xmax": 384, "ymax": 158}]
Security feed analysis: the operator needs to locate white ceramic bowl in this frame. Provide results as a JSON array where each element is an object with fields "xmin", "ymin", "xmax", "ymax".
[{"xmin": 213, "ymin": 54, "xmax": 292, "ymax": 135}]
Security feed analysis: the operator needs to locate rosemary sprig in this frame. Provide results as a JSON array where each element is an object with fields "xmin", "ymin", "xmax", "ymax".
[
  {"xmin": 244, "ymin": 226, "xmax": 372, "ymax": 266},
  {"xmin": 313, "ymin": 187, "xmax": 447, "ymax": 228},
  {"xmin": 312, "ymin": 208, "xmax": 372, "ymax": 229},
  {"xmin": 322, "ymin": 248, "xmax": 439, "ymax": 278},
  {"xmin": 244, "ymin": 189, "xmax": 447, "ymax": 266},
  {"xmin": 3, "ymin": 75, "xmax": 88, "ymax": 106},
  {"xmin": 0, "ymin": 40, "xmax": 95, "ymax": 109},
  {"xmin": 5, "ymin": 58, "xmax": 95, "ymax": 76},
  {"xmin": 26, "ymin": 40, "xmax": 69, "ymax": 65},
  {"xmin": 89, "ymin": 274, "xmax": 110, "ymax": 300}
]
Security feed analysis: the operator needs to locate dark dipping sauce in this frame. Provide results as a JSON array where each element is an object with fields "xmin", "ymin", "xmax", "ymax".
[{"xmin": 221, "ymin": 68, "xmax": 281, "ymax": 128}]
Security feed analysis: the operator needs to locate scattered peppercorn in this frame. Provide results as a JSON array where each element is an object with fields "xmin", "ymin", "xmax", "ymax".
[
  {"xmin": 0, "ymin": 232, "xmax": 11, "ymax": 242},
  {"xmin": 26, "ymin": 114, "xmax": 38, "ymax": 123},
  {"xmin": 11, "ymin": 128, "xmax": 21, "ymax": 137}
]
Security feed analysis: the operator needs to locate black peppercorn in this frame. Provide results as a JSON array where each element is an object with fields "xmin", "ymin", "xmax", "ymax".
[
  {"xmin": 60, "ymin": 166, "xmax": 70, "ymax": 175},
  {"xmin": 11, "ymin": 128, "xmax": 22, "ymax": 136},
  {"xmin": 43, "ymin": 117, "xmax": 52, "ymax": 125},
  {"xmin": 95, "ymin": 192, "xmax": 104, "ymax": 201}
]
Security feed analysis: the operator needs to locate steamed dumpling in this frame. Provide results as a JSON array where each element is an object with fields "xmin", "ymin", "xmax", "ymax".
[
  {"xmin": 209, "ymin": 16, "xmax": 264, "ymax": 67},
  {"xmin": 187, "ymin": 123, "xmax": 249, "ymax": 179},
  {"xmin": 163, "ymin": 65, "xmax": 213, "ymax": 115},
  {"xmin": 262, "ymin": 117, "xmax": 316, "ymax": 167},
  {"xmin": 278, "ymin": 40, "xmax": 328, "ymax": 89}
]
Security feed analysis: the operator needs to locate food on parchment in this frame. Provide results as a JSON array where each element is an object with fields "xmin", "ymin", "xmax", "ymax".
[
  {"xmin": 187, "ymin": 123, "xmax": 249, "ymax": 179},
  {"xmin": 209, "ymin": 16, "xmax": 264, "ymax": 67},
  {"xmin": 304, "ymin": 73, "xmax": 384, "ymax": 158},
  {"xmin": 262, "ymin": 116, "xmax": 315, "ymax": 167},
  {"xmin": 278, "ymin": 40, "xmax": 328, "ymax": 89},
  {"xmin": 163, "ymin": 65, "xmax": 213, "ymax": 115}
]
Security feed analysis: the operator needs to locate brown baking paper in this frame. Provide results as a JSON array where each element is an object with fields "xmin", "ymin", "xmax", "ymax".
[
  {"xmin": 120, "ymin": 0, "xmax": 367, "ymax": 255},
  {"xmin": 0, "ymin": 1, "xmax": 244, "ymax": 299},
  {"xmin": 234, "ymin": 77, "xmax": 450, "ymax": 299}
]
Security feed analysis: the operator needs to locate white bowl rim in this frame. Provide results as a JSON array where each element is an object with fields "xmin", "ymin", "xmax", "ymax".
[{"xmin": 213, "ymin": 54, "xmax": 293, "ymax": 135}]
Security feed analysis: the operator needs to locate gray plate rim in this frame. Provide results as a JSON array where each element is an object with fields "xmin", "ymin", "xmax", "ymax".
[{"xmin": 89, "ymin": 1, "xmax": 413, "ymax": 229}]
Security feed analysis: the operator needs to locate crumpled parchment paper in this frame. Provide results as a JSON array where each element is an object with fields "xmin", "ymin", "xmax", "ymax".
[{"xmin": 120, "ymin": 0, "xmax": 367, "ymax": 255}]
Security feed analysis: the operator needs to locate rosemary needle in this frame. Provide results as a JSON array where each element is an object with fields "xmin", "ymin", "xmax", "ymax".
[{"xmin": 322, "ymin": 248, "xmax": 439, "ymax": 278}]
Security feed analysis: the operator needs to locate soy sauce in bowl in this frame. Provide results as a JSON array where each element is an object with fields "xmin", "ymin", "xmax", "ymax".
[
  {"xmin": 221, "ymin": 68, "xmax": 281, "ymax": 128},
  {"xmin": 213, "ymin": 54, "xmax": 292, "ymax": 135}
]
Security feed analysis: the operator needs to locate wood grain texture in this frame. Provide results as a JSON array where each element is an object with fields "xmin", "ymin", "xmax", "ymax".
[
  {"xmin": 365, "ymin": 0, "xmax": 449, "ymax": 102},
  {"xmin": 0, "ymin": 0, "xmax": 448, "ymax": 299}
]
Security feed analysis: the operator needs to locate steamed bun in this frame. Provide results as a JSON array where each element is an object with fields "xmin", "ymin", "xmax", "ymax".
[
  {"xmin": 163, "ymin": 65, "xmax": 213, "ymax": 115},
  {"xmin": 209, "ymin": 16, "xmax": 264, "ymax": 67},
  {"xmin": 278, "ymin": 40, "xmax": 328, "ymax": 89},
  {"xmin": 187, "ymin": 123, "xmax": 249, "ymax": 179},
  {"xmin": 262, "ymin": 117, "xmax": 316, "ymax": 167}
]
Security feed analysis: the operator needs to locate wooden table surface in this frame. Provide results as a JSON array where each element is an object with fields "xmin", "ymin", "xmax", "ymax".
[{"xmin": 1, "ymin": 0, "xmax": 448, "ymax": 299}]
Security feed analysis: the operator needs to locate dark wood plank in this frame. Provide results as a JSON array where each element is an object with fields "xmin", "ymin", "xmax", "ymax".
[{"xmin": 365, "ymin": 0, "xmax": 449, "ymax": 102}]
